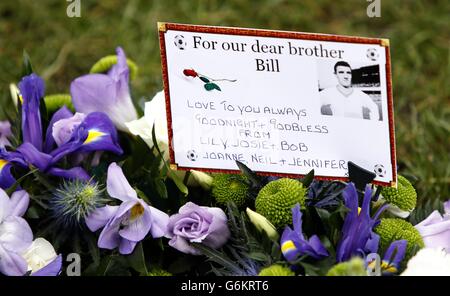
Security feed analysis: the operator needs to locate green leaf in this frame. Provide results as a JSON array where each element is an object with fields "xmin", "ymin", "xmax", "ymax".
[
  {"xmin": 151, "ymin": 124, "xmax": 188, "ymax": 196},
  {"xmin": 126, "ymin": 242, "xmax": 148, "ymax": 275},
  {"xmin": 6, "ymin": 168, "xmax": 39, "ymax": 196},
  {"xmin": 235, "ymin": 160, "xmax": 262, "ymax": 186},
  {"xmin": 135, "ymin": 187, "xmax": 152, "ymax": 204},
  {"xmin": 204, "ymin": 83, "xmax": 221, "ymax": 91},
  {"xmin": 26, "ymin": 206, "xmax": 40, "ymax": 219},
  {"xmin": 153, "ymin": 178, "xmax": 168, "ymax": 199},
  {"xmin": 22, "ymin": 50, "xmax": 34, "ymax": 76},
  {"xmin": 246, "ymin": 252, "xmax": 268, "ymax": 261},
  {"xmin": 199, "ymin": 76, "xmax": 210, "ymax": 83},
  {"xmin": 192, "ymin": 243, "xmax": 242, "ymax": 274},
  {"xmin": 103, "ymin": 256, "xmax": 131, "ymax": 276},
  {"xmin": 86, "ymin": 232, "xmax": 101, "ymax": 266}
]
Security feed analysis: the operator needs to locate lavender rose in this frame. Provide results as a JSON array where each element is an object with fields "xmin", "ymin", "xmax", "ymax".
[
  {"xmin": 415, "ymin": 200, "xmax": 450, "ymax": 252},
  {"xmin": 167, "ymin": 202, "xmax": 230, "ymax": 255}
]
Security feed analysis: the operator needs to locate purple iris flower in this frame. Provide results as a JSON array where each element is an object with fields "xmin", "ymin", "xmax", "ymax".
[
  {"xmin": 0, "ymin": 121, "xmax": 12, "ymax": 148},
  {"xmin": 86, "ymin": 163, "xmax": 169, "ymax": 255},
  {"xmin": 0, "ymin": 149, "xmax": 28, "ymax": 189},
  {"xmin": 380, "ymin": 240, "xmax": 407, "ymax": 275},
  {"xmin": 336, "ymin": 183, "xmax": 388, "ymax": 262},
  {"xmin": 280, "ymin": 203, "xmax": 329, "ymax": 261},
  {"xmin": 0, "ymin": 189, "xmax": 33, "ymax": 276},
  {"xmin": 52, "ymin": 113, "xmax": 86, "ymax": 147},
  {"xmin": 71, "ymin": 47, "xmax": 138, "ymax": 132},
  {"xmin": 44, "ymin": 106, "xmax": 74, "ymax": 153},
  {"xmin": 19, "ymin": 74, "xmax": 44, "ymax": 152},
  {"xmin": 366, "ymin": 240, "xmax": 406, "ymax": 275},
  {"xmin": 0, "ymin": 73, "xmax": 123, "ymax": 190},
  {"xmin": 50, "ymin": 112, "xmax": 123, "ymax": 164}
]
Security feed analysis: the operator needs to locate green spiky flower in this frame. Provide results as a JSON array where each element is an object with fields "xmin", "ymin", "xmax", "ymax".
[
  {"xmin": 381, "ymin": 175, "xmax": 417, "ymax": 212},
  {"xmin": 146, "ymin": 268, "xmax": 172, "ymax": 276},
  {"xmin": 375, "ymin": 218, "xmax": 424, "ymax": 262},
  {"xmin": 90, "ymin": 55, "xmax": 139, "ymax": 80},
  {"xmin": 50, "ymin": 179, "xmax": 106, "ymax": 228},
  {"xmin": 44, "ymin": 94, "xmax": 75, "ymax": 113},
  {"xmin": 211, "ymin": 174, "xmax": 250, "ymax": 208},
  {"xmin": 258, "ymin": 264, "xmax": 295, "ymax": 276},
  {"xmin": 255, "ymin": 178, "xmax": 306, "ymax": 229},
  {"xmin": 326, "ymin": 257, "xmax": 367, "ymax": 276}
]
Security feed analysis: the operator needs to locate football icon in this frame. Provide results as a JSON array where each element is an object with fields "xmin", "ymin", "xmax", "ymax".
[
  {"xmin": 174, "ymin": 35, "xmax": 187, "ymax": 50},
  {"xmin": 373, "ymin": 164, "xmax": 386, "ymax": 178},
  {"xmin": 187, "ymin": 150, "xmax": 198, "ymax": 161},
  {"xmin": 367, "ymin": 48, "xmax": 379, "ymax": 61}
]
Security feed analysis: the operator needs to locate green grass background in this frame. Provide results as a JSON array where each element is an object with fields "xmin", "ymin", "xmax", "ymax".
[{"xmin": 0, "ymin": 0, "xmax": 448, "ymax": 204}]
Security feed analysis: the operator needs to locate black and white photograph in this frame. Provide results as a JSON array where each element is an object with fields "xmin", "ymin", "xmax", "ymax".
[{"xmin": 317, "ymin": 59, "xmax": 383, "ymax": 121}]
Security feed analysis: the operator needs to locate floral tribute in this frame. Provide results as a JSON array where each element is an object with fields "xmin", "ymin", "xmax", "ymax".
[{"xmin": 0, "ymin": 47, "xmax": 448, "ymax": 276}]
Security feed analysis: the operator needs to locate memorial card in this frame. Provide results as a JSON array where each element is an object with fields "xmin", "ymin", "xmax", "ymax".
[{"xmin": 159, "ymin": 23, "xmax": 396, "ymax": 186}]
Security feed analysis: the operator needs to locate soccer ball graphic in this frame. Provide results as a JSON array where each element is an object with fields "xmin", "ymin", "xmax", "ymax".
[
  {"xmin": 373, "ymin": 164, "xmax": 386, "ymax": 178},
  {"xmin": 367, "ymin": 48, "xmax": 379, "ymax": 61},
  {"xmin": 187, "ymin": 150, "xmax": 198, "ymax": 161},
  {"xmin": 174, "ymin": 35, "xmax": 187, "ymax": 50}
]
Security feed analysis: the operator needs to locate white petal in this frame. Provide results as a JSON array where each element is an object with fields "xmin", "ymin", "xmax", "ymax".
[
  {"xmin": 22, "ymin": 238, "xmax": 57, "ymax": 273},
  {"xmin": 401, "ymin": 248, "xmax": 450, "ymax": 276}
]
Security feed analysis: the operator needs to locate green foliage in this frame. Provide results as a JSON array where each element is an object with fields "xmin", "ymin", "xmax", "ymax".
[
  {"xmin": 193, "ymin": 202, "xmax": 282, "ymax": 276},
  {"xmin": 409, "ymin": 198, "xmax": 444, "ymax": 225}
]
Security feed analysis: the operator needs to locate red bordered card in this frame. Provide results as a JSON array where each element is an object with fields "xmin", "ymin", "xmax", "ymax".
[{"xmin": 158, "ymin": 22, "xmax": 396, "ymax": 187}]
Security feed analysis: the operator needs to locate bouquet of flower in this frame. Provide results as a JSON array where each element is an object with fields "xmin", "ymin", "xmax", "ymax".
[{"xmin": 0, "ymin": 47, "xmax": 448, "ymax": 277}]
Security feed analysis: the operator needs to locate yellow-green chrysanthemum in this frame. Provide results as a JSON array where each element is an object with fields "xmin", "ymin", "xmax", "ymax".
[
  {"xmin": 258, "ymin": 264, "xmax": 295, "ymax": 276},
  {"xmin": 146, "ymin": 268, "xmax": 172, "ymax": 276},
  {"xmin": 211, "ymin": 174, "xmax": 249, "ymax": 208},
  {"xmin": 255, "ymin": 178, "xmax": 307, "ymax": 229},
  {"xmin": 326, "ymin": 257, "xmax": 367, "ymax": 276},
  {"xmin": 375, "ymin": 218, "xmax": 424, "ymax": 262},
  {"xmin": 381, "ymin": 175, "xmax": 417, "ymax": 213},
  {"xmin": 44, "ymin": 94, "xmax": 75, "ymax": 113},
  {"xmin": 90, "ymin": 55, "xmax": 138, "ymax": 80}
]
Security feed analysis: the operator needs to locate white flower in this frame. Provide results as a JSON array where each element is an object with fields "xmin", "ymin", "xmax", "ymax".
[
  {"xmin": 401, "ymin": 248, "xmax": 450, "ymax": 276},
  {"xmin": 246, "ymin": 208, "xmax": 279, "ymax": 241},
  {"xmin": 9, "ymin": 83, "xmax": 19, "ymax": 107},
  {"xmin": 22, "ymin": 238, "xmax": 58, "ymax": 274},
  {"xmin": 126, "ymin": 90, "xmax": 168, "ymax": 158},
  {"xmin": 188, "ymin": 170, "xmax": 213, "ymax": 190}
]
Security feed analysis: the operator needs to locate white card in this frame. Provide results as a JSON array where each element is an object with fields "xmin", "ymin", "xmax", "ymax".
[{"xmin": 159, "ymin": 23, "xmax": 397, "ymax": 186}]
